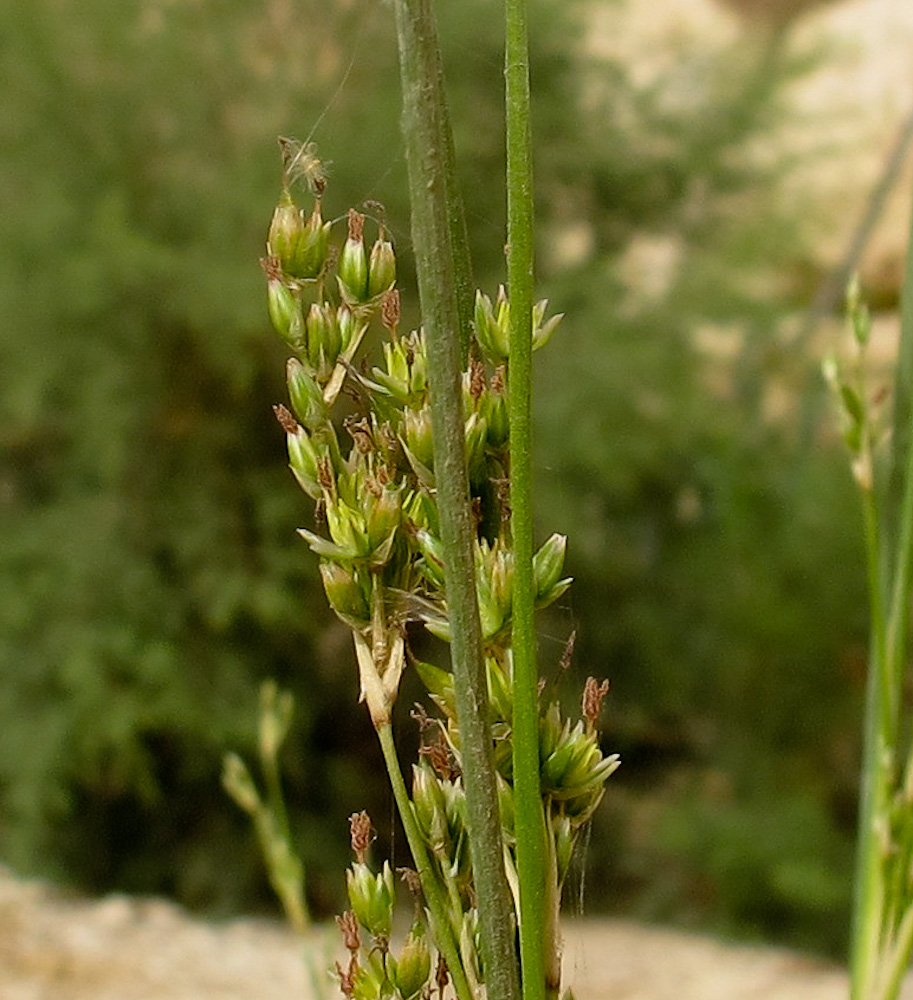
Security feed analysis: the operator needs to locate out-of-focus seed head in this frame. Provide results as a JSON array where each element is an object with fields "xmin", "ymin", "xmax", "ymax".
[
  {"xmin": 221, "ymin": 752, "xmax": 261, "ymax": 815},
  {"xmin": 258, "ymin": 679, "xmax": 294, "ymax": 764}
]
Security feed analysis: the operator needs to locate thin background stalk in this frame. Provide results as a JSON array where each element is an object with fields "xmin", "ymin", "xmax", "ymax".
[
  {"xmin": 850, "ymin": 192, "xmax": 913, "ymax": 1000},
  {"xmin": 504, "ymin": 0, "xmax": 548, "ymax": 997},
  {"xmin": 391, "ymin": 1, "xmax": 521, "ymax": 998}
]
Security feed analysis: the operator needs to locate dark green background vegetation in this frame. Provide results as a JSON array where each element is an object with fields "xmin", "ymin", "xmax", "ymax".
[{"xmin": 0, "ymin": 0, "xmax": 879, "ymax": 956}]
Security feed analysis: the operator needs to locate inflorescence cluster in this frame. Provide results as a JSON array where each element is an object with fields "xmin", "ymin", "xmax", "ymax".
[{"xmin": 261, "ymin": 138, "xmax": 618, "ymax": 1000}]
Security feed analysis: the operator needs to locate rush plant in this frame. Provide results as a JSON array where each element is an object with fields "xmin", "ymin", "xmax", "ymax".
[{"xmin": 228, "ymin": 0, "xmax": 619, "ymax": 996}]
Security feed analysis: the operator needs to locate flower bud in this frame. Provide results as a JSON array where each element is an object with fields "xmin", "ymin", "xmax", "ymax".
[
  {"xmin": 346, "ymin": 861, "xmax": 394, "ymax": 938},
  {"xmin": 464, "ymin": 412, "xmax": 489, "ymax": 487},
  {"xmin": 474, "ymin": 288, "xmax": 510, "ymax": 362},
  {"xmin": 392, "ymin": 928, "xmax": 431, "ymax": 1000},
  {"xmin": 532, "ymin": 298, "xmax": 564, "ymax": 351},
  {"xmin": 303, "ymin": 303, "xmax": 341, "ymax": 376},
  {"xmin": 413, "ymin": 528, "xmax": 446, "ymax": 589},
  {"xmin": 286, "ymin": 423, "xmax": 322, "ymax": 498},
  {"xmin": 337, "ymin": 305, "xmax": 361, "ymax": 353},
  {"xmin": 367, "ymin": 237, "xmax": 397, "ymax": 299},
  {"xmin": 266, "ymin": 275, "xmax": 304, "ymax": 349},
  {"xmin": 489, "ymin": 543, "xmax": 514, "ymax": 624},
  {"xmin": 486, "ymin": 654, "xmax": 514, "ymax": 724},
  {"xmin": 402, "ymin": 407, "xmax": 435, "ymax": 481},
  {"xmin": 287, "ymin": 358, "xmax": 328, "ymax": 431},
  {"xmin": 533, "ymin": 533, "xmax": 571, "ymax": 606},
  {"xmin": 268, "ymin": 191, "xmax": 330, "ymax": 280},
  {"xmin": 325, "ymin": 496, "xmax": 370, "ymax": 559},
  {"xmin": 412, "ymin": 658, "xmax": 457, "ymax": 718},
  {"xmin": 338, "ymin": 209, "xmax": 369, "ymax": 303},
  {"xmin": 320, "ymin": 561, "xmax": 371, "ymax": 625},
  {"xmin": 483, "ymin": 378, "xmax": 509, "ymax": 450},
  {"xmin": 412, "ymin": 763, "xmax": 451, "ymax": 856},
  {"xmin": 365, "ymin": 484, "xmax": 402, "ymax": 556}
]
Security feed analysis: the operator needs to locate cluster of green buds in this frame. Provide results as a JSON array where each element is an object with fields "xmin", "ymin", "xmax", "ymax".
[
  {"xmin": 473, "ymin": 285, "xmax": 563, "ymax": 363},
  {"xmin": 336, "ymin": 812, "xmax": 435, "ymax": 1000},
  {"xmin": 261, "ymin": 140, "xmax": 617, "ymax": 999}
]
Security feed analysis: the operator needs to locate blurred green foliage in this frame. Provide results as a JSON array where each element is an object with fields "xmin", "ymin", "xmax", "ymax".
[{"xmin": 0, "ymin": 0, "xmax": 872, "ymax": 953}]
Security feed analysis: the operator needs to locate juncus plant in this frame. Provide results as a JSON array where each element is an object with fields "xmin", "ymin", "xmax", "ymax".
[{"xmin": 230, "ymin": 0, "xmax": 618, "ymax": 996}]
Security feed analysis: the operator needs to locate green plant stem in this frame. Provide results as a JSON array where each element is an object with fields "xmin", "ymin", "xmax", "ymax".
[
  {"xmin": 392, "ymin": 2, "xmax": 521, "ymax": 998},
  {"xmin": 391, "ymin": 0, "xmax": 473, "ymax": 357},
  {"xmin": 376, "ymin": 722, "xmax": 473, "ymax": 1000},
  {"xmin": 504, "ymin": 0, "xmax": 548, "ymax": 997},
  {"xmin": 850, "ymin": 498, "xmax": 890, "ymax": 999}
]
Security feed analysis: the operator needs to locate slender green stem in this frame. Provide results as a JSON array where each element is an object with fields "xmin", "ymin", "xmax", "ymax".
[
  {"xmin": 376, "ymin": 722, "xmax": 473, "ymax": 1000},
  {"xmin": 392, "ymin": 2, "xmax": 521, "ymax": 998},
  {"xmin": 504, "ymin": 0, "xmax": 548, "ymax": 997}
]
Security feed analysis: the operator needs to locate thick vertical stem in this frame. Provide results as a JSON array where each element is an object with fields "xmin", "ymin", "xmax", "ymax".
[
  {"xmin": 504, "ymin": 0, "xmax": 548, "ymax": 998},
  {"xmin": 391, "ymin": 2, "xmax": 521, "ymax": 998}
]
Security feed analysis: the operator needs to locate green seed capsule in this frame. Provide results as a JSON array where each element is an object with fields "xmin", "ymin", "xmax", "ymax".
[
  {"xmin": 346, "ymin": 861, "xmax": 394, "ymax": 938},
  {"xmin": 266, "ymin": 277, "xmax": 303, "ymax": 349},
  {"xmin": 286, "ymin": 358, "xmax": 327, "ymax": 431},
  {"xmin": 367, "ymin": 237, "xmax": 396, "ymax": 299},
  {"xmin": 392, "ymin": 929, "xmax": 431, "ymax": 1000},
  {"xmin": 533, "ymin": 533, "xmax": 568, "ymax": 601},
  {"xmin": 267, "ymin": 190, "xmax": 330, "ymax": 280},
  {"xmin": 338, "ymin": 209, "xmax": 369, "ymax": 303},
  {"xmin": 320, "ymin": 561, "xmax": 370, "ymax": 624},
  {"xmin": 286, "ymin": 425, "xmax": 321, "ymax": 498}
]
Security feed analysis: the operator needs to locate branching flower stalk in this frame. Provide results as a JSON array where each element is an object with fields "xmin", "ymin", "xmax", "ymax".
[
  {"xmin": 253, "ymin": 120, "xmax": 617, "ymax": 998},
  {"xmin": 826, "ymin": 189, "xmax": 913, "ymax": 1000}
]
